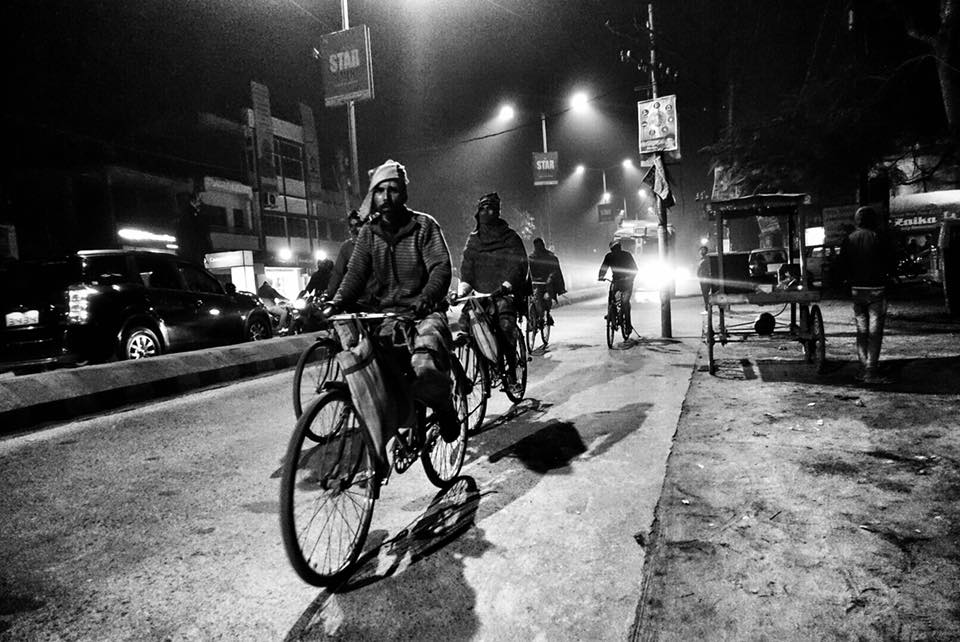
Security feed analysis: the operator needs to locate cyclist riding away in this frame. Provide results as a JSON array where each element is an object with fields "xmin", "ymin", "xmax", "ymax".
[
  {"xmin": 528, "ymin": 237, "xmax": 566, "ymax": 328},
  {"xmin": 597, "ymin": 239, "xmax": 638, "ymax": 334},
  {"xmin": 455, "ymin": 192, "xmax": 529, "ymax": 389},
  {"xmin": 324, "ymin": 159, "xmax": 460, "ymax": 442}
]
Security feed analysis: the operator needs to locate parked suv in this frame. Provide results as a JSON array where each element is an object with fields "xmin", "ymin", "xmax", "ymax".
[{"xmin": 1, "ymin": 250, "xmax": 272, "ymax": 374}]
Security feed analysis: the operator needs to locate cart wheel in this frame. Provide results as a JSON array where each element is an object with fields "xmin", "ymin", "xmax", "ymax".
[{"xmin": 806, "ymin": 305, "xmax": 826, "ymax": 373}]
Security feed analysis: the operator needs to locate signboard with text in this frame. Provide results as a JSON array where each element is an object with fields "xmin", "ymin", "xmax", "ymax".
[
  {"xmin": 319, "ymin": 26, "xmax": 374, "ymax": 107},
  {"xmin": 532, "ymin": 151, "xmax": 559, "ymax": 186},
  {"xmin": 638, "ymin": 94, "xmax": 679, "ymax": 156},
  {"xmin": 597, "ymin": 203, "xmax": 618, "ymax": 222}
]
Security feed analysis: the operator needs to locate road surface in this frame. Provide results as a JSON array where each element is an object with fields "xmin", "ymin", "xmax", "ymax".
[{"xmin": 1, "ymin": 294, "xmax": 704, "ymax": 641}]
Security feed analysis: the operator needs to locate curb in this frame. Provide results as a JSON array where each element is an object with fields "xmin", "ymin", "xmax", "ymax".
[{"xmin": 0, "ymin": 334, "xmax": 318, "ymax": 434}]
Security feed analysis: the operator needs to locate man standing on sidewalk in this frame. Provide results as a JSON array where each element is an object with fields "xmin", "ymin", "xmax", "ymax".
[{"xmin": 837, "ymin": 206, "xmax": 897, "ymax": 384}]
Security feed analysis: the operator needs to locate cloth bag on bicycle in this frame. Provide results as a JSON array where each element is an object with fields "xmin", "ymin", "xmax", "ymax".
[
  {"xmin": 466, "ymin": 303, "xmax": 499, "ymax": 364},
  {"xmin": 332, "ymin": 319, "xmax": 397, "ymax": 467}
]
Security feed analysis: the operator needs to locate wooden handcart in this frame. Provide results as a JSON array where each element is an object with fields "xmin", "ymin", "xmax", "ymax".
[{"xmin": 704, "ymin": 194, "xmax": 826, "ymax": 375}]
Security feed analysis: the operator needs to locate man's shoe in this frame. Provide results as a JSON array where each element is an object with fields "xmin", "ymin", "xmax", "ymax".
[{"xmin": 434, "ymin": 400, "xmax": 461, "ymax": 443}]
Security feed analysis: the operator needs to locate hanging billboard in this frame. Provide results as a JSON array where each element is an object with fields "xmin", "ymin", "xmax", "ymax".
[{"xmin": 318, "ymin": 25, "xmax": 374, "ymax": 107}]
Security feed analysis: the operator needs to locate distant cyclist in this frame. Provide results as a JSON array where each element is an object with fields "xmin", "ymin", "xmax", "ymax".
[
  {"xmin": 528, "ymin": 237, "xmax": 566, "ymax": 328},
  {"xmin": 597, "ymin": 240, "xmax": 638, "ymax": 334},
  {"xmin": 455, "ymin": 192, "xmax": 529, "ymax": 386}
]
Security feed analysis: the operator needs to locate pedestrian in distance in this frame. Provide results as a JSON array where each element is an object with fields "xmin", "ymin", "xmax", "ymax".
[
  {"xmin": 597, "ymin": 240, "xmax": 638, "ymax": 334},
  {"xmin": 837, "ymin": 205, "xmax": 898, "ymax": 385},
  {"xmin": 696, "ymin": 245, "xmax": 713, "ymax": 311}
]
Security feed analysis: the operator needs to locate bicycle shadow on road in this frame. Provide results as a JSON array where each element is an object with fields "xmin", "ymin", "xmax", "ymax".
[{"xmin": 286, "ymin": 476, "xmax": 488, "ymax": 641}]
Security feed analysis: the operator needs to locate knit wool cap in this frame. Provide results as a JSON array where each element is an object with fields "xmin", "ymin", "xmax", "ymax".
[{"xmin": 361, "ymin": 159, "xmax": 408, "ymax": 217}]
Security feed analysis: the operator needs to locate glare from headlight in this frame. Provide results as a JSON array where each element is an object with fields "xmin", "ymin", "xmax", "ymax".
[{"xmin": 293, "ymin": 298, "xmax": 308, "ymax": 311}]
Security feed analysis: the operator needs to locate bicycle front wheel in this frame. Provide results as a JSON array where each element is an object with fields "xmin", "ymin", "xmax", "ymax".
[
  {"xmin": 505, "ymin": 329, "xmax": 528, "ymax": 403},
  {"xmin": 279, "ymin": 390, "xmax": 378, "ymax": 586},
  {"xmin": 454, "ymin": 338, "xmax": 488, "ymax": 433},
  {"xmin": 292, "ymin": 339, "xmax": 342, "ymax": 418},
  {"xmin": 541, "ymin": 312, "xmax": 551, "ymax": 345},
  {"xmin": 421, "ymin": 362, "xmax": 469, "ymax": 488}
]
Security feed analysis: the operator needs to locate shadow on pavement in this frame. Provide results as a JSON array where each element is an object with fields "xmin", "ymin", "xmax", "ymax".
[{"xmin": 286, "ymin": 476, "xmax": 485, "ymax": 641}]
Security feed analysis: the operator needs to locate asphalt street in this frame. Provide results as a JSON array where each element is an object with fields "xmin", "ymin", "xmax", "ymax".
[{"xmin": 0, "ymin": 294, "xmax": 705, "ymax": 640}]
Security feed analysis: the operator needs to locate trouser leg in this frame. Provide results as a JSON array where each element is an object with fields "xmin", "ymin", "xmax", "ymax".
[
  {"xmin": 866, "ymin": 298, "xmax": 887, "ymax": 370},
  {"xmin": 409, "ymin": 312, "xmax": 453, "ymax": 408},
  {"xmin": 852, "ymin": 301, "xmax": 870, "ymax": 370}
]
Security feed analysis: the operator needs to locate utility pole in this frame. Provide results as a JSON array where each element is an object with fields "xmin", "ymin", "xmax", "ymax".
[
  {"xmin": 341, "ymin": 0, "xmax": 360, "ymax": 197},
  {"xmin": 648, "ymin": 2, "xmax": 673, "ymax": 338}
]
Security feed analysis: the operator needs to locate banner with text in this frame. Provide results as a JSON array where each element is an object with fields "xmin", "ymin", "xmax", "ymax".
[
  {"xmin": 532, "ymin": 151, "xmax": 559, "ymax": 186},
  {"xmin": 319, "ymin": 25, "xmax": 374, "ymax": 107}
]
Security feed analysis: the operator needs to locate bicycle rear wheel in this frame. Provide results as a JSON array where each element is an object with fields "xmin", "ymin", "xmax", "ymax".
[
  {"xmin": 605, "ymin": 303, "xmax": 616, "ymax": 348},
  {"xmin": 620, "ymin": 300, "xmax": 631, "ymax": 341},
  {"xmin": 279, "ymin": 390, "xmax": 378, "ymax": 586},
  {"xmin": 505, "ymin": 329, "xmax": 528, "ymax": 403},
  {"xmin": 454, "ymin": 337, "xmax": 488, "ymax": 433},
  {"xmin": 421, "ymin": 361, "xmax": 469, "ymax": 488},
  {"xmin": 292, "ymin": 339, "xmax": 342, "ymax": 418},
  {"xmin": 525, "ymin": 300, "xmax": 540, "ymax": 352}
]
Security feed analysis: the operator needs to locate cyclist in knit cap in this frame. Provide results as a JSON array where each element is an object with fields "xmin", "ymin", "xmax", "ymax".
[
  {"xmin": 327, "ymin": 159, "xmax": 459, "ymax": 441},
  {"xmin": 455, "ymin": 192, "xmax": 529, "ymax": 390}
]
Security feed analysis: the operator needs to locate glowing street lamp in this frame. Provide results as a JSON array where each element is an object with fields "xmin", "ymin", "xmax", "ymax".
[
  {"xmin": 570, "ymin": 91, "xmax": 589, "ymax": 113},
  {"xmin": 497, "ymin": 104, "xmax": 515, "ymax": 122}
]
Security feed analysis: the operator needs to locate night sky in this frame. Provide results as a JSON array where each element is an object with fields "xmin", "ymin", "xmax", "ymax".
[{"xmin": 5, "ymin": 0, "xmax": 942, "ymax": 260}]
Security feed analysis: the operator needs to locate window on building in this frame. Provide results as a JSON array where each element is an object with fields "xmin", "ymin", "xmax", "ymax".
[
  {"xmin": 232, "ymin": 208, "xmax": 249, "ymax": 231},
  {"xmin": 288, "ymin": 217, "xmax": 309, "ymax": 239},
  {"xmin": 200, "ymin": 204, "xmax": 228, "ymax": 227},
  {"xmin": 263, "ymin": 214, "xmax": 286, "ymax": 237},
  {"xmin": 274, "ymin": 139, "xmax": 304, "ymax": 185}
]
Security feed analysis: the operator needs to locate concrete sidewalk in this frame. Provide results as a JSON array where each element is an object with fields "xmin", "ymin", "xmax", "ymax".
[
  {"xmin": 631, "ymin": 295, "xmax": 960, "ymax": 640},
  {"xmin": 0, "ymin": 286, "xmax": 607, "ymax": 435}
]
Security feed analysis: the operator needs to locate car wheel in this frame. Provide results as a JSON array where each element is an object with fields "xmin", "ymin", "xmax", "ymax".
[
  {"xmin": 246, "ymin": 314, "xmax": 272, "ymax": 341},
  {"xmin": 123, "ymin": 327, "xmax": 162, "ymax": 360}
]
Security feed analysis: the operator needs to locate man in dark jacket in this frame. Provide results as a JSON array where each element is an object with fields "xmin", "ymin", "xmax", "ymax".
[
  {"xmin": 837, "ymin": 206, "xmax": 897, "ymax": 384},
  {"xmin": 528, "ymin": 237, "xmax": 566, "ymax": 326},
  {"xmin": 328, "ymin": 160, "xmax": 459, "ymax": 441},
  {"xmin": 325, "ymin": 210, "xmax": 364, "ymax": 301},
  {"xmin": 455, "ymin": 192, "xmax": 528, "ymax": 388},
  {"xmin": 598, "ymin": 240, "xmax": 639, "ymax": 333}
]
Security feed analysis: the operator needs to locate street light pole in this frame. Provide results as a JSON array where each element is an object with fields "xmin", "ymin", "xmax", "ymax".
[
  {"xmin": 341, "ymin": 0, "xmax": 360, "ymax": 197},
  {"xmin": 648, "ymin": 2, "xmax": 672, "ymax": 338},
  {"xmin": 540, "ymin": 112, "xmax": 552, "ymax": 245}
]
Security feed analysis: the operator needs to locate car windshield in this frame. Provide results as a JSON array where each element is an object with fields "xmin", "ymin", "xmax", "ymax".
[{"xmin": 0, "ymin": 257, "xmax": 83, "ymax": 297}]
